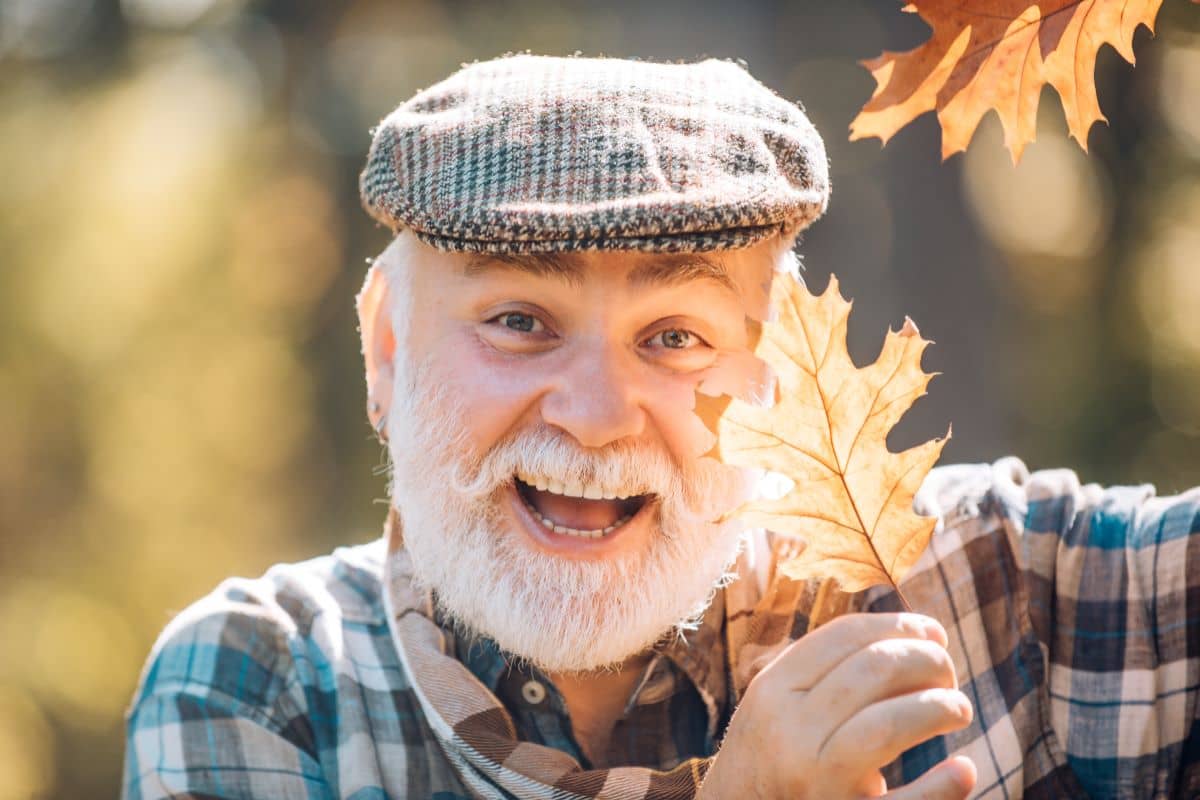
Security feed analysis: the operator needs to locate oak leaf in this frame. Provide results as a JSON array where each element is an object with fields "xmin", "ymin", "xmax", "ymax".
[
  {"xmin": 711, "ymin": 275, "xmax": 949, "ymax": 596},
  {"xmin": 849, "ymin": 1, "xmax": 1167, "ymax": 163}
]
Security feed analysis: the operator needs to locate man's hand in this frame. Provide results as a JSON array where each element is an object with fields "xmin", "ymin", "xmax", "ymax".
[{"xmin": 699, "ymin": 613, "xmax": 976, "ymax": 799}]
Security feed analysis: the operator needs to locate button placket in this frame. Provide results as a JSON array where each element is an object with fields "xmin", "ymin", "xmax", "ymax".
[{"xmin": 521, "ymin": 679, "xmax": 547, "ymax": 706}]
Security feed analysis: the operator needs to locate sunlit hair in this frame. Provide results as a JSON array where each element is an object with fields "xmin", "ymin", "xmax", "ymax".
[
  {"xmin": 771, "ymin": 230, "xmax": 806, "ymax": 285},
  {"xmin": 362, "ymin": 231, "xmax": 420, "ymax": 358}
]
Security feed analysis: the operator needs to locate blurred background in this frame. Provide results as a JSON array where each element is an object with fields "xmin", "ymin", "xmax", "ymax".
[{"xmin": 1, "ymin": 0, "xmax": 1198, "ymax": 795}]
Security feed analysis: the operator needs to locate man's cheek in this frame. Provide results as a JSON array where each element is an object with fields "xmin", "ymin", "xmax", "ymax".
[
  {"xmin": 697, "ymin": 350, "xmax": 774, "ymax": 407},
  {"xmin": 641, "ymin": 375, "xmax": 717, "ymax": 461},
  {"xmin": 644, "ymin": 350, "xmax": 773, "ymax": 463},
  {"xmin": 432, "ymin": 337, "xmax": 552, "ymax": 452}
]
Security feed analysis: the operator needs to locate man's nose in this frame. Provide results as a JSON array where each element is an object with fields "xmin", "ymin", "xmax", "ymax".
[{"xmin": 540, "ymin": 343, "xmax": 647, "ymax": 448}]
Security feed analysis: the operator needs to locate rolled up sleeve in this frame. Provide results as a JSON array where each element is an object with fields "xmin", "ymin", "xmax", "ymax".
[{"xmin": 1016, "ymin": 464, "xmax": 1200, "ymax": 798}]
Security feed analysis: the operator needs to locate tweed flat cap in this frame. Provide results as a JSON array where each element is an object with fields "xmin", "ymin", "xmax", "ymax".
[{"xmin": 360, "ymin": 55, "xmax": 830, "ymax": 253}]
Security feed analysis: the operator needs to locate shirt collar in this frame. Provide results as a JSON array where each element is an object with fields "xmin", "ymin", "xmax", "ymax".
[
  {"xmin": 657, "ymin": 589, "xmax": 728, "ymax": 743},
  {"xmin": 450, "ymin": 588, "xmax": 730, "ymax": 741}
]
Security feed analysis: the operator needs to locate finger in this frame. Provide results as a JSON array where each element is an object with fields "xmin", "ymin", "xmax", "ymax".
[
  {"xmin": 821, "ymin": 688, "xmax": 973, "ymax": 772},
  {"xmin": 821, "ymin": 634, "xmax": 958, "ymax": 700},
  {"xmin": 855, "ymin": 770, "xmax": 887, "ymax": 797},
  {"xmin": 753, "ymin": 612, "xmax": 947, "ymax": 693},
  {"xmin": 885, "ymin": 755, "xmax": 976, "ymax": 800},
  {"xmin": 802, "ymin": 636, "xmax": 958, "ymax": 744}
]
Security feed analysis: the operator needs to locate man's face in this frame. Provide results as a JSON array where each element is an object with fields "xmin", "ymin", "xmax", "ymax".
[{"xmin": 373, "ymin": 234, "xmax": 783, "ymax": 672}]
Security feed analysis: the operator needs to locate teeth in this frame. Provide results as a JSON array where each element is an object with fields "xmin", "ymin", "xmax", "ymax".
[
  {"xmin": 520, "ymin": 494, "xmax": 634, "ymax": 539},
  {"xmin": 515, "ymin": 473, "xmax": 638, "ymax": 502}
]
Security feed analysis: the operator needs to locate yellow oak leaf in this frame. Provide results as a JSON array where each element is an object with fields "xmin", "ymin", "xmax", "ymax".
[
  {"xmin": 849, "ymin": 0, "xmax": 1167, "ymax": 163},
  {"xmin": 711, "ymin": 275, "xmax": 949, "ymax": 596}
]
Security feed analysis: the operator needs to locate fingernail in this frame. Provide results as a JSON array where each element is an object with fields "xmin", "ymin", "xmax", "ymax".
[
  {"xmin": 923, "ymin": 618, "xmax": 948, "ymax": 647},
  {"xmin": 955, "ymin": 691, "xmax": 973, "ymax": 722}
]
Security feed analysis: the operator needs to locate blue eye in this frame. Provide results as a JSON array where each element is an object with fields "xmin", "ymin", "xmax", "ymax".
[
  {"xmin": 497, "ymin": 312, "xmax": 541, "ymax": 333},
  {"xmin": 655, "ymin": 329, "xmax": 693, "ymax": 349}
]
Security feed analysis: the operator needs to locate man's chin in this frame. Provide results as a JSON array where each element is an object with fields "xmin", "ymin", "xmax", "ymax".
[
  {"xmin": 435, "ymin": 541, "xmax": 734, "ymax": 674},
  {"xmin": 389, "ymin": 464, "xmax": 744, "ymax": 673}
]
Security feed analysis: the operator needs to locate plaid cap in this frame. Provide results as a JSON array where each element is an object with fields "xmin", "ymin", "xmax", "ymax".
[{"xmin": 360, "ymin": 55, "xmax": 830, "ymax": 253}]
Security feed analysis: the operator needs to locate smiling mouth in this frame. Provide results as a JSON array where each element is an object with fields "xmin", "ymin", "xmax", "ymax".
[{"xmin": 513, "ymin": 471, "xmax": 652, "ymax": 539}]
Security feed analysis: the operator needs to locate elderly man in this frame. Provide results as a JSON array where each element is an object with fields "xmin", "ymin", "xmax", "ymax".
[{"xmin": 123, "ymin": 56, "xmax": 1200, "ymax": 800}]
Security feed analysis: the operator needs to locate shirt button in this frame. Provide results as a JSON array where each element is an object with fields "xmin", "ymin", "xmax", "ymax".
[{"xmin": 521, "ymin": 680, "xmax": 547, "ymax": 705}]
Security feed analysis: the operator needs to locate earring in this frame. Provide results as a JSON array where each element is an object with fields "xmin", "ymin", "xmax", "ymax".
[
  {"xmin": 367, "ymin": 402, "xmax": 386, "ymax": 441},
  {"xmin": 369, "ymin": 401, "xmax": 388, "ymax": 442}
]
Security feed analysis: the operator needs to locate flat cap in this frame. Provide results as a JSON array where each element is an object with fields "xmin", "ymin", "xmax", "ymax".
[{"xmin": 360, "ymin": 55, "xmax": 830, "ymax": 253}]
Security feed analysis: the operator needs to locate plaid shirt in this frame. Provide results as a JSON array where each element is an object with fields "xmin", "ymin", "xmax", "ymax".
[{"xmin": 123, "ymin": 457, "xmax": 1200, "ymax": 799}]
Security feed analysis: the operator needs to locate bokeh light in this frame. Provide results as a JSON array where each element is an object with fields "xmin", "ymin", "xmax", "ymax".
[
  {"xmin": 1136, "ymin": 181, "xmax": 1200, "ymax": 436},
  {"xmin": 0, "ymin": 685, "xmax": 55, "ymax": 800},
  {"xmin": 962, "ymin": 109, "xmax": 1113, "ymax": 314},
  {"xmin": 1157, "ymin": 34, "xmax": 1200, "ymax": 158},
  {"xmin": 0, "ymin": 0, "xmax": 95, "ymax": 60}
]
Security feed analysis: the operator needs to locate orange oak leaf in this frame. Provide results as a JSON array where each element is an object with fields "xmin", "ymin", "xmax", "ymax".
[
  {"xmin": 710, "ymin": 275, "xmax": 949, "ymax": 596},
  {"xmin": 849, "ymin": 1, "xmax": 1166, "ymax": 163}
]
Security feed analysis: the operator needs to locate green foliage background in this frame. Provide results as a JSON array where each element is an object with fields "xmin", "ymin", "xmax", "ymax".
[{"xmin": 1, "ymin": 1, "xmax": 1198, "ymax": 796}]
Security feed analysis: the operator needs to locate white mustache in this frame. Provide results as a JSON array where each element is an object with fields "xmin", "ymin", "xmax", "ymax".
[
  {"xmin": 445, "ymin": 424, "xmax": 749, "ymax": 528},
  {"xmin": 450, "ymin": 426, "xmax": 679, "ymax": 504}
]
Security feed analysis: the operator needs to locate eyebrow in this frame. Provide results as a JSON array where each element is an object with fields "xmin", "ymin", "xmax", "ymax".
[
  {"xmin": 463, "ymin": 252, "xmax": 737, "ymax": 293},
  {"xmin": 626, "ymin": 255, "xmax": 737, "ymax": 293},
  {"xmin": 464, "ymin": 252, "xmax": 583, "ymax": 285}
]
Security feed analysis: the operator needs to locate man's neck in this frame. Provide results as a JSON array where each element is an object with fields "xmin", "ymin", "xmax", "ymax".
[{"xmin": 547, "ymin": 651, "xmax": 654, "ymax": 767}]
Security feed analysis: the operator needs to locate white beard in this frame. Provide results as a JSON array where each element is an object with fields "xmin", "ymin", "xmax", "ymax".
[{"xmin": 383, "ymin": 361, "xmax": 749, "ymax": 674}]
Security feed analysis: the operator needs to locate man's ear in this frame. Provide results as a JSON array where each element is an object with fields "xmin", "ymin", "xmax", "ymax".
[{"xmin": 357, "ymin": 262, "xmax": 396, "ymax": 432}]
